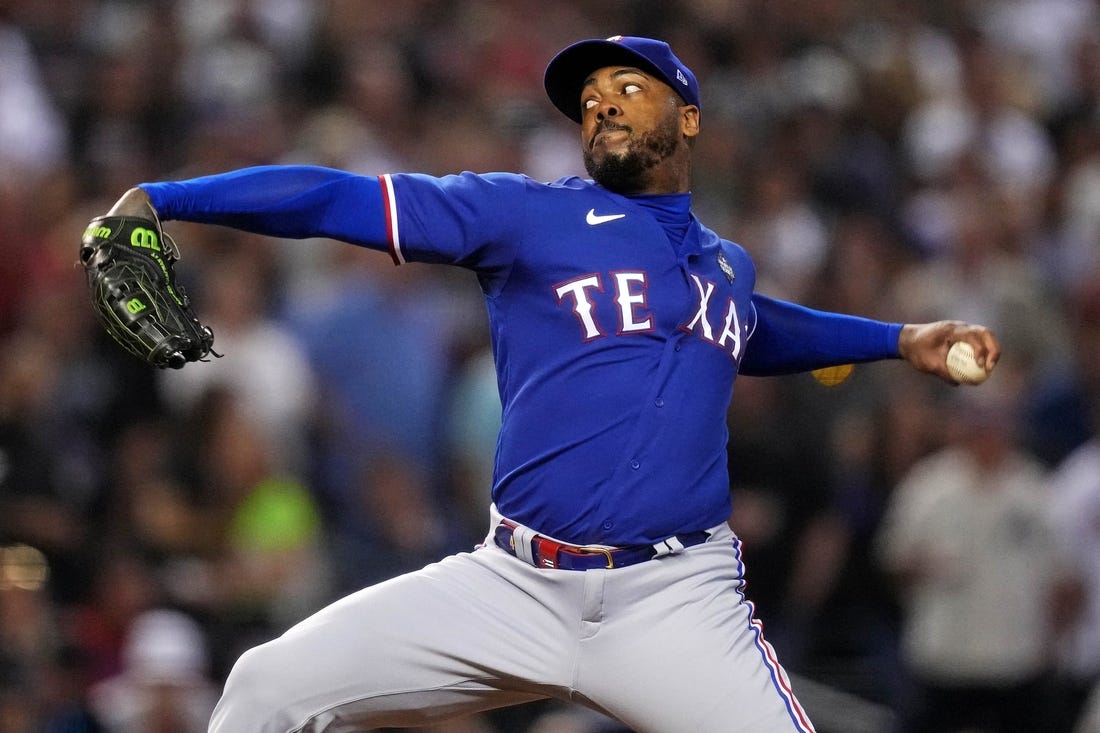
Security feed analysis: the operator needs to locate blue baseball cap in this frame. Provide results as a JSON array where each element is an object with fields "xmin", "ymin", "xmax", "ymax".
[{"xmin": 544, "ymin": 35, "xmax": 701, "ymax": 123}]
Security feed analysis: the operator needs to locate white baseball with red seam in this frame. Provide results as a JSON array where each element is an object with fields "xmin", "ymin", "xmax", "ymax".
[{"xmin": 946, "ymin": 341, "xmax": 989, "ymax": 385}]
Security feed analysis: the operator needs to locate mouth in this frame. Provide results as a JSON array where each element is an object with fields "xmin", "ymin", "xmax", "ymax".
[{"xmin": 590, "ymin": 124, "xmax": 631, "ymax": 150}]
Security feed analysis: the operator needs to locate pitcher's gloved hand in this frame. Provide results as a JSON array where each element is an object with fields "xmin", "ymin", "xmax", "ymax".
[{"xmin": 79, "ymin": 212, "xmax": 218, "ymax": 369}]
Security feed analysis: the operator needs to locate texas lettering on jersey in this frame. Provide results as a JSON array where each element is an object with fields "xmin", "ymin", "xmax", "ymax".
[{"xmin": 554, "ymin": 270, "xmax": 746, "ymax": 360}]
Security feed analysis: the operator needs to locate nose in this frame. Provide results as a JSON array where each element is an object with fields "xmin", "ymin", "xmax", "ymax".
[{"xmin": 596, "ymin": 101, "xmax": 620, "ymax": 120}]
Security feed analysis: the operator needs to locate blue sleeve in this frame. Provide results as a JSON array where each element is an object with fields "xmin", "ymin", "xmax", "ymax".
[
  {"xmin": 385, "ymin": 172, "xmax": 523, "ymax": 273},
  {"xmin": 140, "ymin": 165, "xmax": 389, "ymax": 248},
  {"xmin": 140, "ymin": 166, "xmax": 523, "ymax": 280},
  {"xmin": 739, "ymin": 294, "xmax": 903, "ymax": 376}
]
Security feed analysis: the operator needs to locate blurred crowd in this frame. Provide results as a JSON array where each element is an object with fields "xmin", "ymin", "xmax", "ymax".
[{"xmin": 0, "ymin": 1, "xmax": 1098, "ymax": 732}]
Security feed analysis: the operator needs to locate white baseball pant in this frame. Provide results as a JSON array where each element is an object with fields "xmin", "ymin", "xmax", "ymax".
[{"xmin": 208, "ymin": 513, "xmax": 815, "ymax": 732}]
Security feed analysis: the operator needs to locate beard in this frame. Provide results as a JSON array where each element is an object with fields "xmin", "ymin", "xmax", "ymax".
[{"xmin": 583, "ymin": 111, "xmax": 681, "ymax": 193}]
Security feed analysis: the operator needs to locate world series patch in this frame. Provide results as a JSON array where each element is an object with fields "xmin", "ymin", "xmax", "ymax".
[{"xmin": 717, "ymin": 251, "xmax": 734, "ymax": 283}]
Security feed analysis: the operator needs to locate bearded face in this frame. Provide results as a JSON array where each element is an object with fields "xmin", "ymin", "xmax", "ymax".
[{"xmin": 582, "ymin": 103, "xmax": 682, "ymax": 194}]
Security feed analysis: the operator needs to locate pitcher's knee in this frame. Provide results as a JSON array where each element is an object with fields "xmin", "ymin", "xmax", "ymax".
[{"xmin": 211, "ymin": 641, "xmax": 304, "ymax": 732}]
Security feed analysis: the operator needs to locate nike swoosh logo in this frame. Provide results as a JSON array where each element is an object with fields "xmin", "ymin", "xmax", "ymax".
[{"xmin": 586, "ymin": 209, "xmax": 626, "ymax": 226}]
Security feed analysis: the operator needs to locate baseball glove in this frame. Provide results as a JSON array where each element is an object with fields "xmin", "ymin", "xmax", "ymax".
[{"xmin": 79, "ymin": 213, "xmax": 218, "ymax": 369}]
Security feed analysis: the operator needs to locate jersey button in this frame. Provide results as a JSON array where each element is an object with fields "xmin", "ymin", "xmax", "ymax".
[
  {"xmin": 602, "ymin": 520, "xmax": 614, "ymax": 531},
  {"xmin": 674, "ymin": 343, "xmax": 682, "ymax": 352},
  {"xmin": 630, "ymin": 459, "xmax": 641, "ymax": 470},
  {"xmin": 654, "ymin": 397, "xmax": 665, "ymax": 407}
]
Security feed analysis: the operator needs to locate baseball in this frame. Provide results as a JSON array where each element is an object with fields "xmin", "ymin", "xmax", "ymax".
[{"xmin": 946, "ymin": 341, "xmax": 989, "ymax": 385}]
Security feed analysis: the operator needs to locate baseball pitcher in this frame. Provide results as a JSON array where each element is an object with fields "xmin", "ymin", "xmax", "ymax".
[{"xmin": 83, "ymin": 36, "xmax": 999, "ymax": 733}]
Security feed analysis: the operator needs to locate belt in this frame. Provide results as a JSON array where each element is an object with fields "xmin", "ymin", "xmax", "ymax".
[{"xmin": 493, "ymin": 520, "xmax": 710, "ymax": 570}]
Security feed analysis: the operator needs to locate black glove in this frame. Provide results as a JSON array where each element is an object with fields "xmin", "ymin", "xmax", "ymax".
[{"xmin": 79, "ymin": 213, "xmax": 218, "ymax": 369}]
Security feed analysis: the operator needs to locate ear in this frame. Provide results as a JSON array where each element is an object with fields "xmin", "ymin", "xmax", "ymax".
[{"xmin": 680, "ymin": 105, "xmax": 700, "ymax": 140}]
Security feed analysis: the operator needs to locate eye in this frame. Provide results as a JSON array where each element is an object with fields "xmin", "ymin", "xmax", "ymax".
[
  {"xmin": 624, "ymin": 83, "xmax": 641, "ymax": 94},
  {"xmin": 583, "ymin": 99, "xmax": 599, "ymax": 110}
]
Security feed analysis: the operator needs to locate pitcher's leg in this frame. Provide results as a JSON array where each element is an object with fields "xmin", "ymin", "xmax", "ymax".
[
  {"xmin": 209, "ymin": 549, "xmax": 572, "ymax": 732},
  {"xmin": 576, "ymin": 531, "xmax": 815, "ymax": 733}
]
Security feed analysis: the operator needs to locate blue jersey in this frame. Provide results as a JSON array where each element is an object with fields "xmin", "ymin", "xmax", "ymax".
[
  {"xmin": 385, "ymin": 172, "xmax": 755, "ymax": 545},
  {"xmin": 142, "ymin": 166, "xmax": 902, "ymax": 545}
]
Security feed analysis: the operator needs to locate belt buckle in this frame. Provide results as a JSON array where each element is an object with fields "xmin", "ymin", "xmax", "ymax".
[
  {"xmin": 502, "ymin": 521, "xmax": 618, "ymax": 570},
  {"xmin": 574, "ymin": 546, "xmax": 615, "ymax": 569}
]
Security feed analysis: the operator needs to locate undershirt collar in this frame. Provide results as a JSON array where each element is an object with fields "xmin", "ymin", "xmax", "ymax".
[{"xmin": 628, "ymin": 191, "xmax": 693, "ymax": 250}]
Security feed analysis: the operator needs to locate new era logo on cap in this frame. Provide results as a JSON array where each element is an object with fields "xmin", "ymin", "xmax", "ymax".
[{"xmin": 544, "ymin": 35, "xmax": 701, "ymax": 123}]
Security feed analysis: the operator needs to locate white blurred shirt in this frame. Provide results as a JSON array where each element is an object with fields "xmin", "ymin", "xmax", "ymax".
[
  {"xmin": 877, "ymin": 446, "xmax": 1064, "ymax": 683},
  {"xmin": 1049, "ymin": 440, "xmax": 1100, "ymax": 680}
]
